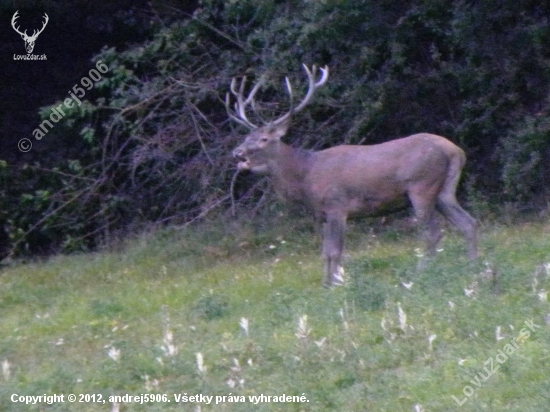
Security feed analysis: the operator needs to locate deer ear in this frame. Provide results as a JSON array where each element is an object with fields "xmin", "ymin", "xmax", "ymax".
[{"xmin": 268, "ymin": 120, "xmax": 290, "ymax": 140}]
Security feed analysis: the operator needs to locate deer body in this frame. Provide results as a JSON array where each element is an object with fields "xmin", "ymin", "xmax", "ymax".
[{"xmin": 228, "ymin": 65, "xmax": 477, "ymax": 286}]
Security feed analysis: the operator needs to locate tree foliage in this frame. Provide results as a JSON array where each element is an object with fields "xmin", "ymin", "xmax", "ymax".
[{"xmin": 2, "ymin": 0, "xmax": 550, "ymax": 256}]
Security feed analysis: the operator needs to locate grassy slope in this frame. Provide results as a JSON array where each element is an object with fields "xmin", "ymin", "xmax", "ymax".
[{"xmin": 1, "ymin": 219, "xmax": 549, "ymax": 411}]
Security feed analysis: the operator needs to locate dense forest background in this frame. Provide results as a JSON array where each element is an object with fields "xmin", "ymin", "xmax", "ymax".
[{"xmin": 1, "ymin": 0, "xmax": 549, "ymax": 258}]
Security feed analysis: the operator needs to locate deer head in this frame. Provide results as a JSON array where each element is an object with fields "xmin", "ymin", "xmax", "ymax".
[
  {"xmin": 11, "ymin": 11, "xmax": 49, "ymax": 54},
  {"xmin": 227, "ymin": 64, "xmax": 329, "ymax": 173}
]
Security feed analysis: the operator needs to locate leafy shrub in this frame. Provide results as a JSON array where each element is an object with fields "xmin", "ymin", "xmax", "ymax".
[{"xmin": 500, "ymin": 114, "xmax": 550, "ymax": 203}]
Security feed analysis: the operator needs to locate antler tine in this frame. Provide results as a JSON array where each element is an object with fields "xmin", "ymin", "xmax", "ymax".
[
  {"xmin": 226, "ymin": 75, "xmax": 265, "ymax": 129},
  {"xmin": 225, "ymin": 92, "xmax": 253, "ymax": 128},
  {"xmin": 11, "ymin": 11, "xmax": 27, "ymax": 36},
  {"xmin": 292, "ymin": 64, "xmax": 329, "ymax": 113},
  {"xmin": 242, "ymin": 77, "xmax": 264, "ymax": 105},
  {"xmin": 271, "ymin": 64, "xmax": 329, "ymax": 126},
  {"xmin": 312, "ymin": 64, "xmax": 330, "ymax": 87},
  {"xmin": 31, "ymin": 13, "xmax": 49, "ymax": 38},
  {"xmin": 236, "ymin": 77, "xmax": 254, "ymax": 126},
  {"xmin": 284, "ymin": 76, "xmax": 294, "ymax": 110},
  {"xmin": 226, "ymin": 78, "xmax": 251, "ymax": 127}
]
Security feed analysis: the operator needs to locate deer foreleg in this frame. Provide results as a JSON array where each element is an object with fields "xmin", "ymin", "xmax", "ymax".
[{"xmin": 322, "ymin": 213, "xmax": 346, "ymax": 286}]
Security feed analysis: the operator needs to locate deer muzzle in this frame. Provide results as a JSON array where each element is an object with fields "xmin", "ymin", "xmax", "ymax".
[
  {"xmin": 232, "ymin": 147, "xmax": 244, "ymax": 158},
  {"xmin": 232, "ymin": 147, "xmax": 251, "ymax": 171}
]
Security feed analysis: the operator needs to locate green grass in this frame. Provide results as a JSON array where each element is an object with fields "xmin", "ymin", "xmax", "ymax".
[{"xmin": 1, "ymin": 219, "xmax": 550, "ymax": 411}]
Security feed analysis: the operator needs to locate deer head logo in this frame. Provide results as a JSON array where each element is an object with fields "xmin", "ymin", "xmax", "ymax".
[{"xmin": 11, "ymin": 11, "xmax": 49, "ymax": 54}]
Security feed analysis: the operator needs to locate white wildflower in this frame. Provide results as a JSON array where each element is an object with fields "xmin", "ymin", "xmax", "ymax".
[
  {"xmin": 196, "ymin": 352, "xmax": 206, "ymax": 374},
  {"xmin": 401, "ymin": 281, "xmax": 414, "ymax": 290},
  {"xmin": 239, "ymin": 317, "xmax": 249, "ymax": 337},
  {"xmin": 532, "ymin": 272, "xmax": 539, "ymax": 293},
  {"xmin": 464, "ymin": 280, "xmax": 478, "ymax": 297},
  {"xmin": 2, "ymin": 359, "xmax": 11, "ymax": 381},
  {"xmin": 337, "ymin": 349, "xmax": 346, "ymax": 361},
  {"xmin": 314, "ymin": 337, "xmax": 327, "ymax": 348},
  {"xmin": 295, "ymin": 315, "xmax": 311, "ymax": 340},
  {"xmin": 230, "ymin": 358, "xmax": 241, "ymax": 372},
  {"xmin": 464, "ymin": 287, "xmax": 475, "ymax": 297},
  {"xmin": 397, "ymin": 302, "xmax": 407, "ymax": 332},
  {"xmin": 339, "ymin": 308, "xmax": 349, "ymax": 331},
  {"xmin": 495, "ymin": 326, "xmax": 505, "ymax": 341},
  {"xmin": 414, "ymin": 248, "xmax": 424, "ymax": 258},
  {"xmin": 161, "ymin": 329, "xmax": 178, "ymax": 357},
  {"xmin": 143, "ymin": 375, "xmax": 159, "ymax": 391},
  {"xmin": 333, "ymin": 266, "xmax": 346, "ymax": 285},
  {"xmin": 107, "ymin": 346, "xmax": 120, "ymax": 362},
  {"xmin": 428, "ymin": 334, "xmax": 437, "ymax": 350},
  {"xmin": 160, "ymin": 305, "xmax": 178, "ymax": 357}
]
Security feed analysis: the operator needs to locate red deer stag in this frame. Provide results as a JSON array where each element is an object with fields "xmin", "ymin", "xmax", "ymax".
[{"xmin": 227, "ymin": 64, "xmax": 478, "ymax": 286}]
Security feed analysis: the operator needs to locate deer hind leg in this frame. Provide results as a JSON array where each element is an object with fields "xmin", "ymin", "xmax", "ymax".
[
  {"xmin": 436, "ymin": 159, "xmax": 478, "ymax": 260},
  {"xmin": 321, "ymin": 213, "xmax": 347, "ymax": 286},
  {"xmin": 436, "ymin": 196, "xmax": 477, "ymax": 260},
  {"xmin": 408, "ymin": 187, "xmax": 442, "ymax": 263}
]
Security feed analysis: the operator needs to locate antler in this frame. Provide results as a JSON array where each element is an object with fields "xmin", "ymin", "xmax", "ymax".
[
  {"xmin": 11, "ymin": 11, "xmax": 26, "ymax": 37},
  {"xmin": 226, "ymin": 64, "xmax": 329, "ymax": 129},
  {"xmin": 271, "ymin": 64, "xmax": 329, "ymax": 126},
  {"xmin": 29, "ymin": 13, "xmax": 49, "ymax": 40},
  {"xmin": 11, "ymin": 11, "xmax": 49, "ymax": 40},
  {"xmin": 225, "ymin": 75, "xmax": 265, "ymax": 129}
]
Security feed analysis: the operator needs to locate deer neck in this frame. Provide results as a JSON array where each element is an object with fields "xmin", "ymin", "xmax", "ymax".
[{"xmin": 268, "ymin": 142, "xmax": 315, "ymax": 203}]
